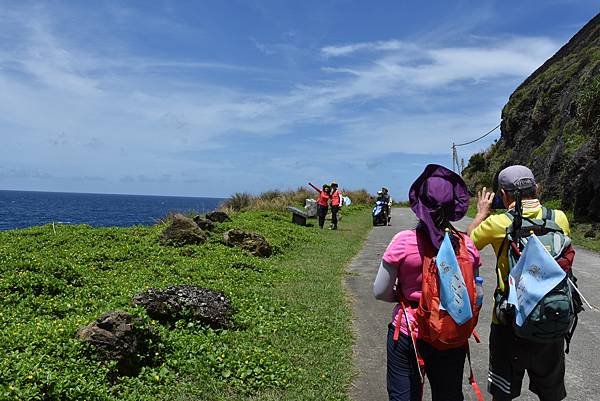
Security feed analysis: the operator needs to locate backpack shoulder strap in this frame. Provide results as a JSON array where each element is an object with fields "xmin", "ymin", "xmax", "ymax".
[
  {"xmin": 505, "ymin": 210, "xmax": 515, "ymax": 222},
  {"xmin": 542, "ymin": 206, "xmax": 555, "ymax": 222}
]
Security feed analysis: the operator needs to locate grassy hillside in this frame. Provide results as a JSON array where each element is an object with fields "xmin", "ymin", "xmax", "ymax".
[{"xmin": 0, "ymin": 206, "xmax": 372, "ymax": 401}]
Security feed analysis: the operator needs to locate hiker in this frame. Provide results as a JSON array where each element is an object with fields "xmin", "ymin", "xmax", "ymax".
[
  {"xmin": 308, "ymin": 182, "xmax": 331, "ymax": 229},
  {"xmin": 467, "ymin": 165, "xmax": 572, "ymax": 401},
  {"xmin": 330, "ymin": 181, "xmax": 342, "ymax": 230},
  {"xmin": 374, "ymin": 164, "xmax": 481, "ymax": 401}
]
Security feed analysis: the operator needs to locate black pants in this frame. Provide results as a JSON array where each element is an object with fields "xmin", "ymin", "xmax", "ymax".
[
  {"xmin": 317, "ymin": 204, "xmax": 328, "ymax": 228},
  {"xmin": 331, "ymin": 206, "xmax": 340, "ymax": 228},
  {"xmin": 488, "ymin": 324, "xmax": 566, "ymax": 401},
  {"xmin": 387, "ymin": 325, "xmax": 466, "ymax": 401}
]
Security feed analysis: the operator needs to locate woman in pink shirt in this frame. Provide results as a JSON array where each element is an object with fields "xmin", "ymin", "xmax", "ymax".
[{"xmin": 373, "ymin": 164, "xmax": 481, "ymax": 401}]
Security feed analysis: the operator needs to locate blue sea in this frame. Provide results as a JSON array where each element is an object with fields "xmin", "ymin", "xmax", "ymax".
[{"xmin": 0, "ymin": 190, "xmax": 225, "ymax": 231}]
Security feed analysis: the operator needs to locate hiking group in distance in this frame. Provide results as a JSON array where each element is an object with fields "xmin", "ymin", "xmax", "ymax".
[
  {"xmin": 374, "ymin": 163, "xmax": 586, "ymax": 401},
  {"xmin": 309, "ymin": 181, "xmax": 343, "ymax": 230}
]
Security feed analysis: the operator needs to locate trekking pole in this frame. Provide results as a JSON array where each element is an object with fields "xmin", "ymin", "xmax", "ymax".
[{"xmin": 568, "ymin": 279, "xmax": 599, "ymax": 311}]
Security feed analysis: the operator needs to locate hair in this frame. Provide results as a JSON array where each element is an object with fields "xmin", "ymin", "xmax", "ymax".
[
  {"xmin": 504, "ymin": 185, "xmax": 537, "ymax": 200},
  {"xmin": 416, "ymin": 205, "xmax": 461, "ymax": 252}
]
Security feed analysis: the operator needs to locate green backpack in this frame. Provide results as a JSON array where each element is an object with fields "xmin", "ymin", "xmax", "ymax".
[{"xmin": 495, "ymin": 206, "xmax": 582, "ymax": 349}]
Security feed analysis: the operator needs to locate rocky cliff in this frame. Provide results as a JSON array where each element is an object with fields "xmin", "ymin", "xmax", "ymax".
[{"xmin": 463, "ymin": 13, "xmax": 600, "ymax": 221}]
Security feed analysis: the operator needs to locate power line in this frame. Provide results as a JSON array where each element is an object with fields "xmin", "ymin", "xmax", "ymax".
[
  {"xmin": 451, "ymin": 123, "xmax": 501, "ymax": 173},
  {"xmin": 453, "ymin": 123, "xmax": 501, "ymax": 147}
]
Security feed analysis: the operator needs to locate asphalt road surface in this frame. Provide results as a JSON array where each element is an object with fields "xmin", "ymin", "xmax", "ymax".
[{"xmin": 346, "ymin": 207, "xmax": 599, "ymax": 401}]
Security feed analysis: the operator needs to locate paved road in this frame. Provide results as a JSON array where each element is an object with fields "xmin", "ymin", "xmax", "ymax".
[{"xmin": 346, "ymin": 207, "xmax": 600, "ymax": 401}]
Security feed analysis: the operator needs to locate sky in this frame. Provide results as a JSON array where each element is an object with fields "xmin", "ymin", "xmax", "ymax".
[{"xmin": 0, "ymin": 1, "xmax": 598, "ymax": 199}]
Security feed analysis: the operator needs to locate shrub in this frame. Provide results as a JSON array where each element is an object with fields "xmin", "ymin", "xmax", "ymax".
[
  {"xmin": 220, "ymin": 192, "xmax": 255, "ymax": 212},
  {"xmin": 343, "ymin": 189, "xmax": 373, "ymax": 205}
]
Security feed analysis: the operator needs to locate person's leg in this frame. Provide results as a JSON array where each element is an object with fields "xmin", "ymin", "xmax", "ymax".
[
  {"xmin": 331, "ymin": 206, "xmax": 339, "ymax": 229},
  {"xmin": 488, "ymin": 324, "xmax": 524, "ymax": 401},
  {"xmin": 522, "ymin": 339, "xmax": 566, "ymax": 401},
  {"xmin": 317, "ymin": 205, "xmax": 326, "ymax": 228},
  {"xmin": 387, "ymin": 325, "xmax": 422, "ymax": 401},
  {"xmin": 418, "ymin": 340, "xmax": 466, "ymax": 401}
]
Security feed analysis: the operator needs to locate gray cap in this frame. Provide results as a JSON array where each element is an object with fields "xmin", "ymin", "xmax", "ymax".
[{"xmin": 498, "ymin": 165, "xmax": 536, "ymax": 191}]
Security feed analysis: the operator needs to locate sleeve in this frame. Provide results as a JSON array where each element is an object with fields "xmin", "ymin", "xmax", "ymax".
[
  {"xmin": 554, "ymin": 210, "xmax": 571, "ymax": 237},
  {"xmin": 464, "ymin": 235, "xmax": 482, "ymax": 270},
  {"xmin": 373, "ymin": 260, "xmax": 398, "ymax": 302},
  {"xmin": 470, "ymin": 215, "xmax": 503, "ymax": 251},
  {"xmin": 382, "ymin": 231, "xmax": 407, "ymax": 266}
]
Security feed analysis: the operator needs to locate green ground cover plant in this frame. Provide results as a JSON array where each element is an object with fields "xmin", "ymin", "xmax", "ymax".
[{"xmin": 0, "ymin": 206, "xmax": 372, "ymax": 401}]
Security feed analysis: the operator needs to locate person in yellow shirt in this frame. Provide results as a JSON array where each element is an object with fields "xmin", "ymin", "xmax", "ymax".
[{"xmin": 467, "ymin": 165, "xmax": 570, "ymax": 401}]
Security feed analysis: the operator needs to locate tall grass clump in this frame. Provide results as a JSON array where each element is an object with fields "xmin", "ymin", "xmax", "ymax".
[{"xmin": 220, "ymin": 192, "xmax": 254, "ymax": 212}]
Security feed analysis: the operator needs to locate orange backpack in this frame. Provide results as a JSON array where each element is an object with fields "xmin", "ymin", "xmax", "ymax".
[
  {"xmin": 414, "ymin": 230, "xmax": 480, "ymax": 349},
  {"xmin": 393, "ymin": 230, "xmax": 483, "ymax": 401}
]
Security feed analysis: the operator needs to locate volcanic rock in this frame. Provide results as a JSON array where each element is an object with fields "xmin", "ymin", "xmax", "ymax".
[
  {"xmin": 159, "ymin": 213, "xmax": 207, "ymax": 246},
  {"xmin": 132, "ymin": 285, "xmax": 233, "ymax": 329},
  {"xmin": 223, "ymin": 229, "xmax": 273, "ymax": 257},
  {"xmin": 76, "ymin": 311, "xmax": 161, "ymax": 376},
  {"xmin": 193, "ymin": 215, "xmax": 215, "ymax": 231},
  {"xmin": 205, "ymin": 211, "xmax": 231, "ymax": 223}
]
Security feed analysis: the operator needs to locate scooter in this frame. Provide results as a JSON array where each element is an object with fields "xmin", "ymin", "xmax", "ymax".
[{"xmin": 372, "ymin": 200, "xmax": 389, "ymax": 226}]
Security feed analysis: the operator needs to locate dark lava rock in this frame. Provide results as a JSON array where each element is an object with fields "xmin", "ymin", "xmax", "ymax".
[
  {"xmin": 205, "ymin": 211, "xmax": 231, "ymax": 223},
  {"xmin": 132, "ymin": 285, "xmax": 233, "ymax": 329},
  {"xmin": 223, "ymin": 229, "xmax": 273, "ymax": 257},
  {"xmin": 160, "ymin": 213, "xmax": 207, "ymax": 246},
  {"xmin": 193, "ymin": 215, "xmax": 215, "ymax": 231},
  {"xmin": 76, "ymin": 311, "xmax": 161, "ymax": 376}
]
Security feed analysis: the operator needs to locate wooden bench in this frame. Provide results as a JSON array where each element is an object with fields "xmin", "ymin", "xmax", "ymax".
[{"xmin": 287, "ymin": 206, "xmax": 309, "ymax": 226}]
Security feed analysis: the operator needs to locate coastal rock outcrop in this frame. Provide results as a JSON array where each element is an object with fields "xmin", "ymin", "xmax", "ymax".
[
  {"xmin": 132, "ymin": 285, "xmax": 233, "ymax": 329},
  {"xmin": 462, "ymin": 13, "xmax": 600, "ymax": 220},
  {"xmin": 206, "ymin": 211, "xmax": 231, "ymax": 223},
  {"xmin": 223, "ymin": 229, "xmax": 273, "ymax": 257},
  {"xmin": 159, "ymin": 213, "xmax": 207, "ymax": 246},
  {"xmin": 193, "ymin": 215, "xmax": 215, "ymax": 231},
  {"xmin": 76, "ymin": 311, "xmax": 161, "ymax": 376}
]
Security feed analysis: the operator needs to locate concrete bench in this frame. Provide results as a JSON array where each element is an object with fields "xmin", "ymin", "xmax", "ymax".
[{"xmin": 287, "ymin": 206, "xmax": 309, "ymax": 226}]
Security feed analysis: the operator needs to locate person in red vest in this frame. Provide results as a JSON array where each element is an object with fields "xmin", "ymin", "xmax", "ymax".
[
  {"xmin": 308, "ymin": 182, "xmax": 331, "ymax": 229},
  {"xmin": 330, "ymin": 181, "xmax": 342, "ymax": 230}
]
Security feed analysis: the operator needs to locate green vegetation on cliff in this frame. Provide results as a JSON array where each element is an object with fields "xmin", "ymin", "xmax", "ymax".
[
  {"xmin": 0, "ymin": 206, "xmax": 372, "ymax": 401},
  {"xmin": 463, "ymin": 13, "xmax": 600, "ymax": 223}
]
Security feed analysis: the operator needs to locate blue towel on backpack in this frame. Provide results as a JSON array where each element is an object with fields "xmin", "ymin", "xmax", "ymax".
[
  {"xmin": 507, "ymin": 234, "xmax": 566, "ymax": 327},
  {"xmin": 436, "ymin": 232, "xmax": 473, "ymax": 325}
]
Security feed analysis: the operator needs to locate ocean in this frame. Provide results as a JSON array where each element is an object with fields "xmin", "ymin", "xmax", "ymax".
[{"xmin": 0, "ymin": 190, "xmax": 225, "ymax": 231}]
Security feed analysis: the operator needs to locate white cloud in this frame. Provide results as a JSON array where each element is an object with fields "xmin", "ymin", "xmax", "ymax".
[
  {"xmin": 321, "ymin": 39, "xmax": 408, "ymax": 57},
  {"xmin": 320, "ymin": 36, "xmax": 560, "ymax": 92},
  {"xmin": 0, "ymin": 4, "xmax": 564, "ymax": 195}
]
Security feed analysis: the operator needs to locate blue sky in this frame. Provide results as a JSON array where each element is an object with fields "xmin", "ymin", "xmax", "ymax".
[{"xmin": 0, "ymin": 1, "xmax": 598, "ymax": 199}]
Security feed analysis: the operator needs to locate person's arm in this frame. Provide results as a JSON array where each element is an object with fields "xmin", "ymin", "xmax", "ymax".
[
  {"xmin": 308, "ymin": 182, "xmax": 321, "ymax": 193},
  {"xmin": 373, "ymin": 260, "xmax": 398, "ymax": 302},
  {"xmin": 467, "ymin": 187, "xmax": 494, "ymax": 236}
]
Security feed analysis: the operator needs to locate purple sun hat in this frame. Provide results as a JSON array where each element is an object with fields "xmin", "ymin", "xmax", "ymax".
[{"xmin": 409, "ymin": 164, "xmax": 470, "ymax": 249}]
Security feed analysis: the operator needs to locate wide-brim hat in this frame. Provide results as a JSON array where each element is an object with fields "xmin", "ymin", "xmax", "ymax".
[{"xmin": 409, "ymin": 164, "xmax": 470, "ymax": 248}]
